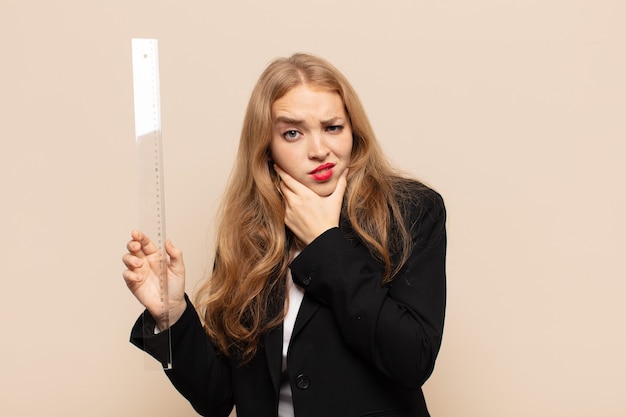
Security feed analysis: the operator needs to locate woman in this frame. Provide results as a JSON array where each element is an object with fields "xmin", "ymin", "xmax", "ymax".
[{"xmin": 123, "ymin": 53, "xmax": 446, "ymax": 417}]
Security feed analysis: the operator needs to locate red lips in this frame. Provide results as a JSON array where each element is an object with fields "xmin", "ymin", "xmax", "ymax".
[
  {"xmin": 309, "ymin": 163, "xmax": 335, "ymax": 174},
  {"xmin": 309, "ymin": 163, "xmax": 335, "ymax": 182}
]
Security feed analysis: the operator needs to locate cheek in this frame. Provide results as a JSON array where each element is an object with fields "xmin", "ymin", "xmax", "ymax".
[
  {"xmin": 341, "ymin": 134, "xmax": 354, "ymax": 158},
  {"xmin": 269, "ymin": 141, "xmax": 292, "ymax": 166}
]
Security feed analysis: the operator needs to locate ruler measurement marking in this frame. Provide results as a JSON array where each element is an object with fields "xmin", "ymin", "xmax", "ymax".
[{"xmin": 132, "ymin": 38, "xmax": 172, "ymax": 369}]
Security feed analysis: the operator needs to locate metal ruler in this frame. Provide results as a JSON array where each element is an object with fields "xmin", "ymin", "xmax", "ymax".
[{"xmin": 131, "ymin": 38, "xmax": 172, "ymax": 370}]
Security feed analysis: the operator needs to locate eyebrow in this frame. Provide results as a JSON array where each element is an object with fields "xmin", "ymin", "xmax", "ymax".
[
  {"xmin": 274, "ymin": 116, "xmax": 345, "ymax": 127},
  {"xmin": 274, "ymin": 116, "xmax": 305, "ymax": 127}
]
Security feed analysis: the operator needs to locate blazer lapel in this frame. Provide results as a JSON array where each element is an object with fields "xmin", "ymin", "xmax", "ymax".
[
  {"xmin": 291, "ymin": 294, "xmax": 319, "ymax": 340},
  {"xmin": 262, "ymin": 295, "xmax": 320, "ymax": 395}
]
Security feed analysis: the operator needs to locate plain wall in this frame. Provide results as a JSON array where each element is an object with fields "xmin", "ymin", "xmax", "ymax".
[{"xmin": 1, "ymin": 0, "xmax": 624, "ymax": 415}]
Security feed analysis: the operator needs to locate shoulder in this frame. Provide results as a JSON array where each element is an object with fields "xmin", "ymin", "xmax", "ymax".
[
  {"xmin": 389, "ymin": 178, "xmax": 446, "ymax": 251},
  {"xmin": 393, "ymin": 178, "xmax": 445, "ymax": 222}
]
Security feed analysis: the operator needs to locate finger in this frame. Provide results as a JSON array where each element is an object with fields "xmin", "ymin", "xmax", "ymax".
[
  {"xmin": 130, "ymin": 229, "xmax": 160, "ymax": 257},
  {"xmin": 122, "ymin": 253, "xmax": 143, "ymax": 270},
  {"xmin": 274, "ymin": 164, "xmax": 308, "ymax": 194},
  {"xmin": 126, "ymin": 239, "xmax": 140, "ymax": 253},
  {"xmin": 278, "ymin": 180, "xmax": 294, "ymax": 205},
  {"xmin": 273, "ymin": 163, "xmax": 286, "ymax": 179},
  {"xmin": 273, "ymin": 166, "xmax": 296, "ymax": 205},
  {"xmin": 127, "ymin": 230, "xmax": 144, "ymax": 253},
  {"xmin": 122, "ymin": 268, "xmax": 142, "ymax": 285}
]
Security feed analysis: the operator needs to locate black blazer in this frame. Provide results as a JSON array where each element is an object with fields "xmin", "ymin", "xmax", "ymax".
[{"xmin": 131, "ymin": 186, "xmax": 446, "ymax": 417}]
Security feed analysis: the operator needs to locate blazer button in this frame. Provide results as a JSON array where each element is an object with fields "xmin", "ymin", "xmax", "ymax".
[
  {"xmin": 295, "ymin": 374, "xmax": 310, "ymax": 390},
  {"xmin": 301, "ymin": 272, "xmax": 313, "ymax": 287}
]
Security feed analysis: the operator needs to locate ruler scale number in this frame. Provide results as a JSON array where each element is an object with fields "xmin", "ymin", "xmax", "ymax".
[{"xmin": 131, "ymin": 38, "xmax": 172, "ymax": 370}]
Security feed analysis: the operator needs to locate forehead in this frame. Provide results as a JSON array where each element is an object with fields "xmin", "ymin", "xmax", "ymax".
[{"xmin": 271, "ymin": 85, "xmax": 345, "ymax": 118}]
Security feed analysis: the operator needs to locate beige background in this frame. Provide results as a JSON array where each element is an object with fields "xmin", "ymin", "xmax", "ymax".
[{"xmin": 1, "ymin": 0, "xmax": 624, "ymax": 416}]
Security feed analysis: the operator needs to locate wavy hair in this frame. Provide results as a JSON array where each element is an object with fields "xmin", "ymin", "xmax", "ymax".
[{"xmin": 194, "ymin": 53, "xmax": 419, "ymax": 361}]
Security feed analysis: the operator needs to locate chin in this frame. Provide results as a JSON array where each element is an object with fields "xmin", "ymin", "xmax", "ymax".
[{"xmin": 311, "ymin": 182, "xmax": 336, "ymax": 197}]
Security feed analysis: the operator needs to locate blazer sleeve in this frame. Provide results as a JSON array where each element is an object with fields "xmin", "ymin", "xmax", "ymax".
[
  {"xmin": 289, "ymin": 189, "xmax": 447, "ymax": 389},
  {"xmin": 130, "ymin": 294, "xmax": 234, "ymax": 417}
]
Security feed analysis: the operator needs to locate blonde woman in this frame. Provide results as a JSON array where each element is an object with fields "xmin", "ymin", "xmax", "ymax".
[{"xmin": 123, "ymin": 53, "xmax": 446, "ymax": 417}]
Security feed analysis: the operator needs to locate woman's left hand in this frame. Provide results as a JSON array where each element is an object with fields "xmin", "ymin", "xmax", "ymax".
[{"xmin": 274, "ymin": 164, "xmax": 348, "ymax": 246}]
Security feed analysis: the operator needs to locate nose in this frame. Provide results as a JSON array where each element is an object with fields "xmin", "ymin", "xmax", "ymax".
[{"xmin": 307, "ymin": 132, "xmax": 330, "ymax": 160}]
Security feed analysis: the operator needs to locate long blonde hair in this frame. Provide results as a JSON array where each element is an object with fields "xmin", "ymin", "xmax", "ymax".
[{"xmin": 195, "ymin": 53, "xmax": 419, "ymax": 360}]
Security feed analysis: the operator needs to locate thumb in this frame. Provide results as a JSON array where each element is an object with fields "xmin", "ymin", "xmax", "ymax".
[
  {"xmin": 165, "ymin": 239, "xmax": 185, "ymax": 274},
  {"xmin": 332, "ymin": 168, "xmax": 349, "ymax": 200}
]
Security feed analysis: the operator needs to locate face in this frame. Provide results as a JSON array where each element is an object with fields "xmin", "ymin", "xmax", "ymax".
[{"xmin": 270, "ymin": 84, "xmax": 353, "ymax": 197}]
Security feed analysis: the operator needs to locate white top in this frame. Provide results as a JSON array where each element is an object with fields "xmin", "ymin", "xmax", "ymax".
[{"xmin": 277, "ymin": 266, "xmax": 305, "ymax": 417}]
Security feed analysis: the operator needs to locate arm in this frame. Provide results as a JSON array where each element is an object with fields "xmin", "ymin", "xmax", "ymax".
[
  {"xmin": 122, "ymin": 231, "xmax": 234, "ymax": 416},
  {"xmin": 130, "ymin": 295, "xmax": 235, "ymax": 417},
  {"xmin": 289, "ymin": 190, "xmax": 446, "ymax": 388}
]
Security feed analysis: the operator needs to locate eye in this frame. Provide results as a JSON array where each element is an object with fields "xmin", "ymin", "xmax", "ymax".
[
  {"xmin": 326, "ymin": 125, "xmax": 344, "ymax": 133},
  {"xmin": 282, "ymin": 130, "xmax": 301, "ymax": 141}
]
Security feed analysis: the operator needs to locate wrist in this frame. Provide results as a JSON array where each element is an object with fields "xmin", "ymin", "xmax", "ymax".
[{"xmin": 155, "ymin": 300, "xmax": 187, "ymax": 331}]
